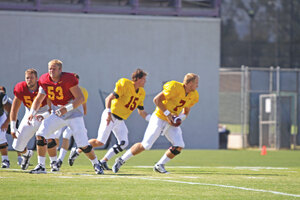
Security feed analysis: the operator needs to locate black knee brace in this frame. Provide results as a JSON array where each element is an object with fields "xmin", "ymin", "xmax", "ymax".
[
  {"xmin": 0, "ymin": 143, "xmax": 8, "ymax": 149},
  {"xmin": 169, "ymin": 146, "xmax": 181, "ymax": 155},
  {"xmin": 36, "ymin": 137, "xmax": 47, "ymax": 146},
  {"xmin": 47, "ymin": 139, "xmax": 57, "ymax": 149},
  {"xmin": 113, "ymin": 140, "xmax": 126, "ymax": 154},
  {"xmin": 80, "ymin": 145, "xmax": 93, "ymax": 153}
]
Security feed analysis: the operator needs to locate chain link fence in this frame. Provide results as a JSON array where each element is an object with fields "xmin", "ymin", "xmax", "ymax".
[{"xmin": 220, "ymin": 66, "xmax": 300, "ymax": 149}]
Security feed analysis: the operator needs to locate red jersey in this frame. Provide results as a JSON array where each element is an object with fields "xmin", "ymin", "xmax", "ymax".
[
  {"xmin": 38, "ymin": 72, "xmax": 78, "ymax": 106},
  {"xmin": 14, "ymin": 81, "xmax": 47, "ymax": 109}
]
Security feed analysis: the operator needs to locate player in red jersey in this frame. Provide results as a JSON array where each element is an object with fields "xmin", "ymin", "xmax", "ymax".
[
  {"xmin": 10, "ymin": 69, "xmax": 52, "ymax": 170},
  {"xmin": 28, "ymin": 59, "xmax": 103, "ymax": 174}
]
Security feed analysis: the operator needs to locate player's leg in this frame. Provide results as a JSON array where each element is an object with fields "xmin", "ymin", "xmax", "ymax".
[
  {"xmin": 112, "ymin": 114, "xmax": 163, "ymax": 173},
  {"xmin": 70, "ymin": 109, "xmax": 114, "ymax": 164},
  {"xmin": 68, "ymin": 117, "xmax": 103, "ymax": 174},
  {"xmin": 57, "ymin": 126, "xmax": 71, "ymax": 168},
  {"xmin": 100, "ymin": 120, "xmax": 128, "ymax": 170},
  {"xmin": 154, "ymin": 126, "xmax": 184, "ymax": 174},
  {"xmin": 0, "ymin": 114, "xmax": 9, "ymax": 168},
  {"xmin": 12, "ymin": 116, "xmax": 39, "ymax": 170},
  {"xmin": 30, "ymin": 113, "xmax": 66, "ymax": 174}
]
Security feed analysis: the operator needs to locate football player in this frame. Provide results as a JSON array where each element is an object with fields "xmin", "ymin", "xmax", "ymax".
[
  {"xmin": 68, "ymin": 69, "xmax": 151, "ymax": 170},
  {"xmin": 54, "ymin": 74, "xmax": 89, "ymax": 170},
  {"xmin": 0, "ymin": 86, "xmax": 12, "ymax": 168},
  {"xmin": 112, "ymin": 73, "xmax": 199, "ymax": 174},
  {"xmin": 28, "ymin": 59, "xmax": 103, "ymax": 174},
  {"xmin": 10, "ymin": 69, "xmax": 52, "ymax": 170}
]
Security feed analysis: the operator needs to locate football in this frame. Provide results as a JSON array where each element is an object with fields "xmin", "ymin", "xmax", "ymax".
[{"xmin": 171, "ymin": 115, "xmax": 182, "ymax": 127}]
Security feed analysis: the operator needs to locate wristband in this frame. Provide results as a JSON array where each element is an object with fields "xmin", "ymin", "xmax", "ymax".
[
  {"xmin": 145, "ymin": 114, "xmax": 151, "ymax": 122},
  {"xmin": 65, "ymin": 103, "xmax": 74, "ymax": 112},
  {"xmin": 29, "ymin": 108, "xmax": 37, "ymax": 116},
  {"xmin": 40, "ymin": 111, "xmax": 50, "ymax": 119},
  {"xmin": 10, "ymin": 121, "xmax": 17, "ymax": 133},
  {"xmin": 106, "ymin": 108, "xmax": 111, "ymax": 113},
  {"xmin": 178, "ymin": 113, "xmax": 187, "ymax": 121},
  {"xmin": 163, "ymin": 110, "xmax": 170, "ymax": 116}
]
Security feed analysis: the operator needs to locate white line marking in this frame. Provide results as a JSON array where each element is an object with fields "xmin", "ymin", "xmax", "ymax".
[
  {"xmin": 134, "ymin": 166, "xmax": 289, "ymax": 170},
  {"xmin": 125, "ymin": 176, "xmax": 300, "ymax": 198}
]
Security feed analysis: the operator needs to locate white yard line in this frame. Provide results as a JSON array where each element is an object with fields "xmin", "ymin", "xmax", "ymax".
[{"xmin": 134, "ymin": 166, "xmax": 289, "ymax": 170}]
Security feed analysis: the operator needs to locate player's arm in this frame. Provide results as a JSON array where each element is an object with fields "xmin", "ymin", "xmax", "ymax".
[
  {"xmin": 1, "ymin": 100, "xmax": 12, "ymax": 132},
  {"xmin": 82, "ymin": 102, "xmax": 87, "ymax": 115},
  {"xmin": 28, "ymin": 92, "xmax": 46, "ymax": 121},
  {"xmin": 55, "ymin": 85, "xmax": 84, "ymax": 117},
  {"xmin": 153, "ymin": 92, "xmax": 173, "ymax": 122},
  {"xmin": 104, "ymin": 93, "xmax": 116, "ymax": 125},
  {"xmin": 178, "ymin": 107, "xmax": 190, "ymax": 121},
  {"xmin": 137, "ymin": 107, "xmax": 151, "ymax": 122},
  {"xmin": 10, "ymin": 97, "xmax": 22, "ymax": 138}
]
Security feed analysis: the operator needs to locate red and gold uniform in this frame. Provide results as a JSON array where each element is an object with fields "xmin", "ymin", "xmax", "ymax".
[
  {"xmin": 155, "ymin": 81, "xmax": 199, "ymax": 121},
  {"xmin": 14, "ymin": 81, "xmax": 47, "ymax": 110},
  {"xmin": 111, "ymin": 78, "xmax": 146, "ymax": 120},
  {"xmin": 38, "ymin": 72, "xmax": 78, "ymax": 106},
  {"xmin": 141, "ymin": 80, "xmax": 199, "ymax": 150}
]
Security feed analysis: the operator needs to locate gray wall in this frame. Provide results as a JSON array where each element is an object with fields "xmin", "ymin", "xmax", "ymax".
[{"xmin": 0, "ymin": 11, "xmax": 220, "ymax": 149}]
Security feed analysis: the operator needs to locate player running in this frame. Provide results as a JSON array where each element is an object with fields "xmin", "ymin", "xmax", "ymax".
[
  {"xmin": 112, "ymin": 73, "xmax": 199, "ymax": 174},
  {"xmin": 69, "ymin": 69, "xmax": 151, "ymax": 170},
  {"xmin": 28, "ymin": 59, "xmax": 103, "ymax": 174},
  {"xmin": 10, "ymin": 69, "xmax": 52, "ymax": 170}
]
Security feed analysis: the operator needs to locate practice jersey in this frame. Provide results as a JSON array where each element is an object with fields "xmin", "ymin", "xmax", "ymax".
[
  {"xmin": 0, "ymin": 91, "xmax": 8, "ymax": 116},
  {"xmin": 38, "ymin": 72, "xmax": 78, "ymax": 106},
  {"xmin": 14, "ymin": 81, "xmax": 48, "ymax": 113},
  {"xmin": 111, "ymin": 78, "xmax": 145, "ymax": 120},
  {"xmin": 155, "ymin": 80, "xmax": 199, "ymax": 121},
  {"xmin": 80, "ymin": 86, "xmax": 88, "ymax": 104}
]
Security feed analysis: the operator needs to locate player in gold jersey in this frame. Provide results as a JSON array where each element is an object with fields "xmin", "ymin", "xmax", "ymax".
[
  {"xmin": 112, "ymin": 73, "xmax": 199, "ymax": 174},
  {"xmin": 69, "ymin": 69, "xmax": 151, "ymax": 170}
]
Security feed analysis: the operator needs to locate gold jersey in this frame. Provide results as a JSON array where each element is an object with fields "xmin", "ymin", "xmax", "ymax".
[
  {"xmin": 155, "ymin": 80, "xmax": 199, "ymax": 121},
  {"xmin": 111, "ymin": 78, "xmax": 146, "ymax": 120},
  {"xmin": 79, "ymin": 86, "xmax": 88, "ymax": 104}
]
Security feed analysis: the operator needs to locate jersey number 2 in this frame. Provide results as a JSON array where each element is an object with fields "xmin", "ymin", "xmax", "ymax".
[{"xmin": 173, "ymin": 100, "xmax": 186, "ymax": 111}]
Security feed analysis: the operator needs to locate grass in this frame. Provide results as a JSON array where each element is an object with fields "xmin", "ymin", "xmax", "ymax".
[{"xmin": 1, "ymin": 149, "xmax": 300, "ymax": 200}]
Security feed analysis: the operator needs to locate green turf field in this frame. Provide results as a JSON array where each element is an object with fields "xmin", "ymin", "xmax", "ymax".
[{"xmin": 1, "ymin": 149, "xmax": 300, "ymax": 199}]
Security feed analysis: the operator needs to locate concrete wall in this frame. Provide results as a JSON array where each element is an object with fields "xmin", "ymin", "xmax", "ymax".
[{"xmin": 0, "ymin": 11, "xmax": 220, "ymax": 149}]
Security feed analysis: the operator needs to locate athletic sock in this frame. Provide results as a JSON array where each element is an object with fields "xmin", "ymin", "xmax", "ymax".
[
  {"xmin": 102, "ymin": 148, "xmax": 116, "ymax": 161},
  {"xmin": 2, "ymin": 155, "xmax": 8, "ymax": 161},
  {"xmin": 90, "ymin": 158, "xmax": 98, "ymax": 165},
  {"xmin": 50, "ymin": 156, "xmax": 57, "ymax": 163},
  {"xmin": 58, "ymin": 148, "xmax": 68, "ymax": 161},
  {"xmin": 121, "ymin": 150, "xmax": 133, "ymax": 162},
  {"xmin": 38, "ymin": 156, "xmax": 46, "ymax": 166},
  {"xmin": 157, "ymin": 154, "xmax": 171, "ymax": 165},
  {"xmin": 22, "ymin": 150, "xmax": 30, "ymax": 156}
]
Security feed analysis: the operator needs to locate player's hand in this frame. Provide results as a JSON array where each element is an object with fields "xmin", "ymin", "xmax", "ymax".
[
  {"xmin": 36, "ymin": 115, "xmax": 44, "ymax": 122},
  {"xmin": 11, "ymin": 132, "xmax": 17, "ymax": 139},
  {"xmin": 0, "ymin": 121, "xmax": 9, "ymax": 132},
  {"xmin": 28, "ymin": 114, "xmax": 34, "ymax": 125},
  {"xmin": 166, "ymin": 114, "xmax": 174, "ymax": 126},
  {"xmin": 55, "ymin": 107, "xmax": 67, "ymax": 117},
  {"xmin": 106, "ymin": 112, "xmax": 113, "ymax": 125}
]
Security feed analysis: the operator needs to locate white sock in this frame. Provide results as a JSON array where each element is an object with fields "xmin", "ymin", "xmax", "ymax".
[
  {"xmin": 102, "ymin": 148, "xmax": 116, "ymax": 161},
  {"xmin": 157, "ymin": 154, "xmax": 171, "ymax": 165},
  {"xmin": 49, "ymin": 156, "xmax": 57, "ymax": 163},
  {"xmin": 121, "ymin": 150, "xmax": 133, "ymax": 162},
  {"xmin": 38, "ymin": 156, "xmax": 46, "ymax": 166},
  {"xmin": 58, "ymin": 148, "xmax": 68, "ymax": 161},
  {"xmin": 90, "ymin": 158, "xmax": 98, "ymax": 165},
  {"xmin": 2, "ymin": 155, "xmax": 8, "ymax": 161},
  {"xmin": 76, "ymin": 148, "xmax": 81, "ymax": 154},
  {"xmin": 22, "ymin": 150, "xmax": 30, "ymax": 156}
]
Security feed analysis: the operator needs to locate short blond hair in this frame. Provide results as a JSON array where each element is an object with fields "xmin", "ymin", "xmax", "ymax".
[
  {"xmin": 25, "ymin": 68, "xmax": 38, "ymax": 77},
  {"xmin": 183, "ymin": 73, "xmax": 199, "ymax": 85},
  {"xmin": 48, "ymin": 59, "xmax": 63, "ymax": 69}
]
